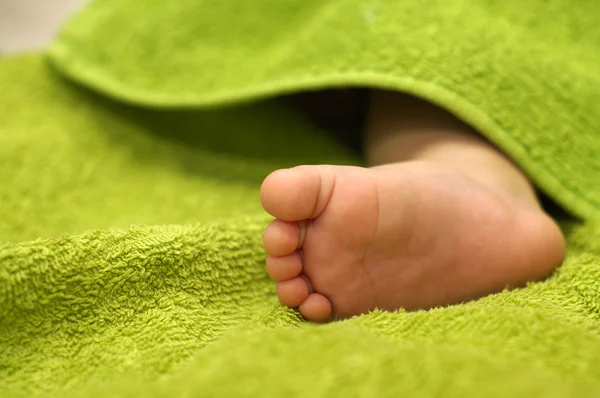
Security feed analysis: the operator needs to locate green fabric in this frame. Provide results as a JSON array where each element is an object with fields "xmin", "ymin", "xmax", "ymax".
[
  {"xmin": 1, "ymin": 0, "xmax": 600, "ymax": 396},
  {"xmin": 48, "ymin": 0, "xmax": 600, "ymax": 221}
]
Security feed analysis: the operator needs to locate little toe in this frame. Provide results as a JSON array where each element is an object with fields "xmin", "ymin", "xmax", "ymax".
[
  {"xmin": 266, "ymin": 252, "xmax": 303, "ymax": 281},
  {"xmin": 299, "ymin": 293, "xmax": 332, "ymax": 323},
  {"xmin": 263, "ymin": 219, "xmax": 299, "ymax": 256},
  {"xmin": 276, "ymin": 277, "xmax": 310, "ymax": 308},
  {"xmin": 260, "ymin": 166, "xmax": 335, "ymax": 221}
]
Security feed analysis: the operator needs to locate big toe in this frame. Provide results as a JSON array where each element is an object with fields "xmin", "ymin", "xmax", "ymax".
[{"xmin": 260, "ymin": 166, "xmax": 335, "ymax": 221}]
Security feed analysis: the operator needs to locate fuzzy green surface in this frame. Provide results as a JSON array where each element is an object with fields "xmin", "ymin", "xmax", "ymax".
[
  {"xmin": 3, "ymin": 0, "xmax": 600, "ymax": 395},
  {"xmin": 2, "ymin": 54, "xmax": 600, "ymax": 398},
  {"xmin": 0, "ymin": 56, "xmax": 353, "ymax": 243},
  {"xmin": 48, "ymin": 0, "xmax": 600, "ymax": 221}
]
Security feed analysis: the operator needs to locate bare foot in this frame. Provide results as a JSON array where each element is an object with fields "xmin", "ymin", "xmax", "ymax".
[{"xmin": 260, "ymin": 162, "xmax": 565, "ymax": 322}]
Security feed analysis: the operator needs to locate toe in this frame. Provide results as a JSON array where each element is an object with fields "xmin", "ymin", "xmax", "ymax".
[
  {"xmin": 276, "ymin": 277, "xmax": 310, "ymax": 308},
  {"xmin": 266, "ymin": 252, "xmax": 303, "ymax": 281},
  {"xmin": 263, "ymin": 219, "xmax": 299, "ymax": 256},
  {"xmin": 299, "ymin": 293, "xmax": 332, "ymax": 323},
  {"xmin": 260, "ymin": 166, "xmax": 335, "ymax": 221}
]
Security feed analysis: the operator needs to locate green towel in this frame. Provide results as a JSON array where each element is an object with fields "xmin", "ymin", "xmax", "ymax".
[
  {"xmin": 48, "ymin": 0, "xmax": 600, "ymax": 221},
  {"xmin": 2, "ymin": 0, "xmax": 600, "ymax": 396}
]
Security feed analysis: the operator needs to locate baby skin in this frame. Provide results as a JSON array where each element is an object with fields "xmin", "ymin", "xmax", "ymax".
[{"xmin": 260, "ymin": 91, "xmax": 566, "ymax": 322}]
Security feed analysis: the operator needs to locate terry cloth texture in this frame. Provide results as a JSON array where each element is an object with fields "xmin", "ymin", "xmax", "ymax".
[
  {"xmin": 1, "ymin": 0, "xmax": 600, "ymax": 396},
  {"xmin": 48, "ymin": 0, "xmax": 600, "ymax": 221}
]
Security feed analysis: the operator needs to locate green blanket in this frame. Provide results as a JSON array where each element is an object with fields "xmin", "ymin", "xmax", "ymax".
[{"xmin": 2, "ymin": 0, "xmax": 600, "ymax": 396}]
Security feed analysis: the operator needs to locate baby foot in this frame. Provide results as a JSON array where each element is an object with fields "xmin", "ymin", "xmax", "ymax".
[{"xmin": 260, "ymin": 163, "xmax": 565, "ymax": 322}]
